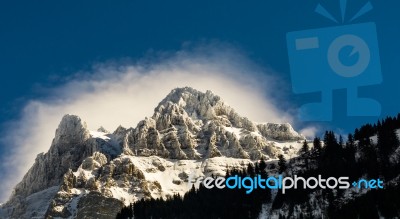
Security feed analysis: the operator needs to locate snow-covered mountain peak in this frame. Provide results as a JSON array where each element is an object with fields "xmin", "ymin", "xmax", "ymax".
[
  {"xmin": 54, "ymin": 114, "xmax": 90, "ymax": 145},
  {"xmin": 1, "ymin": 87, "xmax": 305, "ymax": 219},
  {"xmin": 154, "ymin": 87, "xmax": 224, "ymax": 121},
  {"xmin": 159, "ymin": 87, "xmax": 219, "ymax": 106}
]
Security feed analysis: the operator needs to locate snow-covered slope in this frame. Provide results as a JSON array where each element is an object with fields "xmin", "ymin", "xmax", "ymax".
[{"xmin": 0, "ymin": 87, "xmax": 304, "ymax": 219}]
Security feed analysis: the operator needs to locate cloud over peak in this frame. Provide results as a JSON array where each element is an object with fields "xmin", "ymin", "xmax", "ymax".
[{"xmin": 0, "ymin": 45, "xmax": 293, "ymax": 202}]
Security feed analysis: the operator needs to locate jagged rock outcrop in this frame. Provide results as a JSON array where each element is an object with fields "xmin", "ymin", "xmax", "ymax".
[
  {"xmin": 8, "ymin": 115, "xmax": 90, "ymax": 199},
  {"xmin": 76, "ymin": 192, "xmax": 124, "ymax": 219},
  {"xmin": 90, "ymin": 87, "xmax": 302, "ymax": 163},
  {"xmin": 44, "ymin": 153, "xmax": 151, "ymax": 218},
  {"xmin": 1, "ymin": 87, "xmax": 304, "ymax": 219},
  {"xmin": 3, "ymin": 115, "xmax": 94, "ymax": 218},
  {"xmin": 125, "ymin": 87, "xmax": 303, "ymax": 161},
  {"xmin": 257, "ymin": 123, "xmax": 303, "ymax": 141}
]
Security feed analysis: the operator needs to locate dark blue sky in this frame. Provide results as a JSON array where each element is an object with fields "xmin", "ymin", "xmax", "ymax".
[{"xmin": 1, "ymin": 0, "xmax": 400, "ymax": 149}]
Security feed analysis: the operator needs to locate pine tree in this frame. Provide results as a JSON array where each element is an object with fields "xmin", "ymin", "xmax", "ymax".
[
  {"xmin": 354, "ymin": 128, "xmax": 360, "ymax": 140},
  {"xmin": 254, "ymin": 162, "xmax": 260, "ymax": 175},
  {"xmin": 299, "ymin": 140, "xmax": 309, "ymax": 169},
  {"xmin": 377, "ymin": 120, "xmax": 400, "ymax": 178},
  {"xmin": 259, "ymin": 157, "xmax": 267, "ymax": 175},
  {"xmin": 377, "ymin": 120, "xmax": 382, "ymax": 130},
  {"xmin": 320, "ymin": 131, "xmax": 347, "ymax": 177},
  {"xmin": 339, "ymin": 135, "xmax": 344, "ymax": 147},
  {"xmin": 278, "ymin": 154, "xmax": 287, "ymax": 173},
  {"xmin": 344, "ymin": 133, "xmax": 357, "ymax": 177},
  {"xmin": 346, "ymin": 134, "xmax": 355, "ymax": 148},
  {"xmin": 359, "ymin": 137, "xmax": 379, "ymax": 178},
  {"xmin": 300, "ymin": 140, "xmax": 309, "ymax": 155},
  {"xmin": 397, "ymin": 113, "xmax": 400, "ymax": 128},
  {"xmin": 247, "ymin": 163, "xmax": 255, "ymax": 177},
  {"xmin": 378, "ymin": 120, "xmax": 399, "ymax": 158},
  {"xmin": 313, "ymin": 137, "xmax": 322, "ymax": 156}
]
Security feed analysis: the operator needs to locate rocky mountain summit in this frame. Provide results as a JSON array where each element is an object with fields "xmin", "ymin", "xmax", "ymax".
[{"xmin": 0, "ymin": 87, "xmax": 304, "ymax": 219}]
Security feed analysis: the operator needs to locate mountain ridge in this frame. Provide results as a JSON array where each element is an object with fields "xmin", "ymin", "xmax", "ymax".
[{"xmin": 0, "ymin": 87, "xmax": 304, "ymax": 219}]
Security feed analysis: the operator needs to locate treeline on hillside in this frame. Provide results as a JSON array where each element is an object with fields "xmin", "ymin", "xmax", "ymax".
[
  {"xmin": 117, "ymin": 114, "xmax": 400, "ymax": 219},
  {"xmin": 273, "ymin": 114, "xmax": 400, "ymax": 218},
  {"xmin": 116, "ymin": 159, "xmax": 272, "ymax": 219}
]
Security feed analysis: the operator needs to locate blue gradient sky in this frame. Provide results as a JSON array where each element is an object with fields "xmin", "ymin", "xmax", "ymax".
[{"xmin": 1, "ymin": 0, "xmax": 400, "ymax": 155}]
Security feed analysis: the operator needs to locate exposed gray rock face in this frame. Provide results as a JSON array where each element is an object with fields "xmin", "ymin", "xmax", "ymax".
[
  {"xmin": 3, "ymin": 115, "xmax": 122, "ymax": 219},
  {"xmin": 14, "ymin": 115, "xmax": 90, "ymax": 196},
  {"xmin": 257, "ymin": 123, "xmax": 303, "ymax": 141},
  {"xmin": 127, "ymin": 87, "xmax": 303, "ymax": 160},
  {"xmin": 4, "ymin": 115, "xmax": 93, "ymax": 218},
  {"xmin": 76, "ymin": 192, "xmax": 124, "ymax": 219},
  {"xmin": 81, "ymin": 152, "xmax": 108, "ymax": 171},
  {"xmin": 97, "ymin": 126, "xmax": 109, "ymax": 133},
  {"xmin": 44, "ymin": 153, "xmax": 154, "ymax": 218},
  {"xmin": 1, "ymin": 87, "xmax": 304, "ymax": 219}
]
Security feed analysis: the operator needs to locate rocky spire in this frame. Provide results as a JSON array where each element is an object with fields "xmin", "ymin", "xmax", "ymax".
[
  {"xmin": 52, "ymin": 114, "xmax": 90, "ymax": 145},
  {"xmin": 7, "ymin": 115, "xmax": 92, "ymax": 206}
]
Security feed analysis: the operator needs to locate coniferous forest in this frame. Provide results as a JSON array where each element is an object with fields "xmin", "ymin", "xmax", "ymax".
[
  {"xmin": 117, "ymin": 159, "xmax": 271, "ymax": 219},
  {"xmin": 116, "ymin": 114, "xmax": 400, "ymax": 219}
]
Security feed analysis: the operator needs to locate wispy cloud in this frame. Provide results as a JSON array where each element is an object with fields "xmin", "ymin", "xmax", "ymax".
[
  {"xmin": 0, "ymin": 44, "xmax": 295, "ymax": 202},
  {"xmin": 299, "ymin": 126, "xmax": 319, "ymax": 139}
]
